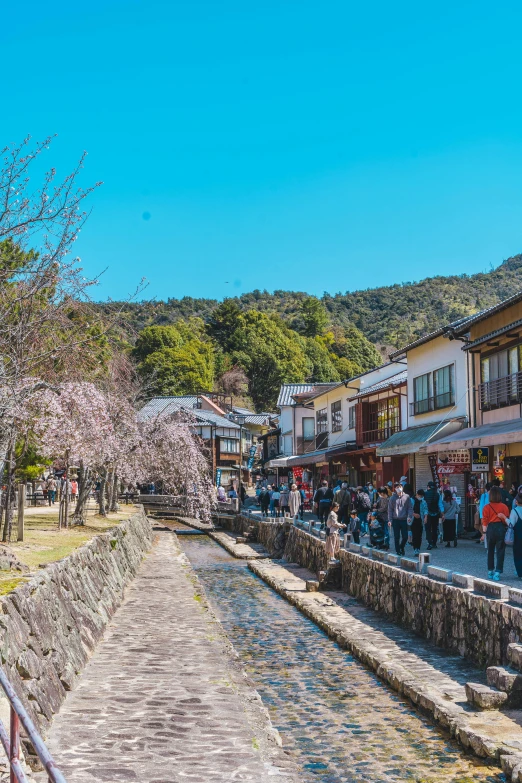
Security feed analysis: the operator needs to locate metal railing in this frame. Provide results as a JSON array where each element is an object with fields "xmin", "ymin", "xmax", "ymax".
[
  {"xmin": 0, "ymin": 667, "xmax": 67, "ymax": 783},
  {"xmin": 409, "ymin": 392, "xmax": 455, "ymax": 416},
  {"xmin": 361, "ymin": 424, "xmax": 400, "ymax": 444},
  {"xmin": 479, "ymin": 372, "xmax": 522, "ymax": 411}
]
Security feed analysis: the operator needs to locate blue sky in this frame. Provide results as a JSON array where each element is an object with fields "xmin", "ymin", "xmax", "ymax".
[{"xmin": 3, "ymin": 1, "xmax": 522, "ymax": 302}]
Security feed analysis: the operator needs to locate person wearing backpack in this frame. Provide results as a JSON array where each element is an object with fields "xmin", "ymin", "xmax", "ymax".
[
  {"xmin": 387, "ymin": 483, "xmax": 413, "ymax": 555},
  {"xmin": 356, "ymin": 486, "xmax": 371, "ymax": 535},
  {"xmin": 482, "ymin": 485, "xmax": 509, "ymax": 581},
  {"xmin": 509, "ymin": 492, "xmax": 522, "ymax": 578},
  {"xmin": 424, "ymin": 481, "xmax": 444, "ymax": 550},
  {"xmin": 334, "ymin": 482, "xmax": 351, "ymax": 526}
]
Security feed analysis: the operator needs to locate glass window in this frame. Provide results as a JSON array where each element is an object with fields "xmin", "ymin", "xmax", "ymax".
[
  {"xmin": 331, "ymin": 400, "xmax": 342, "ymax": 432},
  {"xmin": 481, "ymin": 357, "xmax": 489, "ymax": 383},
  {"xmin": 220, "ymin": 438, "xmax": 239, "ymax": 453},
  {"xmin": 413, "ymin": 373, "xmax": 430, "ymax": 414},
  {"xmin": 316, "ymin": 408, "xmax": 328, "ymax": 433},
  {"xmin": 302, "ymin": 417, "xmax": 315, "ymax": 441},
  {"xmin": 433, "ymin": 364, "xmax": 455, "ymax": 409},
  {"xmin": 348, "ymin": 406, "xmax": 356, "ymax": 430},
  {"xmin": 509, "ymin": 347, "xmax": 519, "ymax": 375}
]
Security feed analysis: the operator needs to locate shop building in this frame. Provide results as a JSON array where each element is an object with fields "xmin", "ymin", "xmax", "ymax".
[
  {"xmin": 428, "ymin": 291, "xmax": 522, "ymax": 495},
  {"xmin": 379, "ymin": 324, "xmax": 470, "ymax": 502}
]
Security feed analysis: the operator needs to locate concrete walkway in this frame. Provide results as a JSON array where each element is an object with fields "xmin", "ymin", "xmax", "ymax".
[{"xmin": 39, "ymin": 533, "xmax": 295, "ymax": 783}]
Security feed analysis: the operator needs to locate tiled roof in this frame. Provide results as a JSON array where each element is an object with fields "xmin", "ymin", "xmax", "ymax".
[
  {"xmin": 355, "ymin": 370, "xmax": 407, "ymax": 397},
  {"xmin": 277, "ymin": 383, "xmax": 339, "ymax": 408},
  {"xmin": 389, "ymin": 313, "xmax": 477, "ymax": 359},
  {"xmin": 139, "ymin": 398, "xmax": 239, "ymax": 430}
]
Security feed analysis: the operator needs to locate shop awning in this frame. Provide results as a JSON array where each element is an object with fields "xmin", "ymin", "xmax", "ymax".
[
  {"xmin": 325, "ymin": 442, "xmax": 357, "ymax": 459},
  {"xmin": 377, "ymin": 420, "xmax": 463, "ymax": 457},
  {"xmin": 425, "ymin": 417, "xmax": 522, "ymax": 452},
  {"xmin": 265, "ymin": 457, "xmax": 289, "ymax": 468},
  {"xmin": 286, "ymin": 450, "xmax": 329, "ymax": 466}
]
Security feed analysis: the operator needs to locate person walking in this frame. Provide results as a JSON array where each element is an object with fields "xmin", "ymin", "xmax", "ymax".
[
  {"xmin": 376, "ymin": 488, "xmax": 390, "ymax": 549},
  {"xmin": 482, "ymin": 485, "xmax": 510, "ymax": 581},
  {"xmin": 47, "ymin": 477, "xmax": 57, "ymax": 506},
  {"xmin": 442, "ymin": 490, "xmax": 460, "ymax": 547},
  {"xmin": 288, "ymin": 484, "xmax": 301, "ymax": 522},
  {"xmin": 270, "ymin": 486, "xmax": 280, "ymax": 518},
  {"xmin": 410, "ymin": 489, "xmax": 427, "ymax": 555},
  {"xmin": 387, "ymin": 483, "xmax": 413, "ymax": 555},
  {"xmin": 259, "ymin": 486, "xmax": 270, "ymax": 517},
  {"xmin": 297, "ymin": 483, "xmax": 306, "ymax": 520},
  {"xmin": 314, "ymin": 481, "xmax": 334, "ymax": 530},
  {"xmin": 509, "ymin": 492, "xmax": 522, "ymax": 578},
  {"xmin": 325, "ymin": 503, "xmax": 344, "ymax": 562},
  {"xmin": 424, "ymin": 481, "xmax": 443, "ymax": 550},
  {"xmin": 279, "ymin": 485, "xmax": 290, "ymax": 516},
  {"xmin": 349, "ymin": 509, "xmax": 361, "ymax": 544},
  {"xmin": 334, "ymin": 482, "xmax": 351, "ymax": 526},
  {"xmin": 493, "ymin": 478, "xmax": 513, "ymax": 511}
]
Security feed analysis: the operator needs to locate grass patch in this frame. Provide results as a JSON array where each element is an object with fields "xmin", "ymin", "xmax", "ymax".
[
  {"xmin": 10, "ymin": 505, "xmax": 137, "ymax": 571},
  {"xmin": 0, "ymin": 576, "xmax": 26, "ymax": 596}
]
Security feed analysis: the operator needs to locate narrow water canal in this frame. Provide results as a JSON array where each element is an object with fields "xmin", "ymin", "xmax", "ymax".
[{"xmin": 178, "ymin": 534, "xmax": 504, "ymax": 783}]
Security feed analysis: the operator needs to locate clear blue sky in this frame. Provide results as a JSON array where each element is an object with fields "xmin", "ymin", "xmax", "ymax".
[{"xmin": 3, "ymin": 1, "xmax": 522, "ymax": 302}]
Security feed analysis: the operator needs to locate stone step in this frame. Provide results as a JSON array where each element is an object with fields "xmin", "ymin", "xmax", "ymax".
[
  {"xmin": 473, "ymin": 577, "xmax": 508, "ymax": 599},
  {"xmin": 486, "ymin": 665, "xmax": 522, "ymax": 694},
  {"xmin": 452, "ymin": 572, "xmax": 474, "ymax": 589},
  {"xmin": 426, "ymin": 565, "xmax": 453, "ymax": 582},
  {"xmin": 465, "ymin": 681, "xmax": 509, "ymax": 709},
  {"xmin": 401, "ymin": 557, "xmax": 419, "ymax": 572},
  {"xmin": 508, "ymin": 643, "xmax": 522, "ymax": 672}
]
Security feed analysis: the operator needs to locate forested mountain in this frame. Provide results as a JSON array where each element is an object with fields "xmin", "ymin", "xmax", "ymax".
[{"xmin": 101, "ymin": 253, "xmax": 522, "ymax": 350}]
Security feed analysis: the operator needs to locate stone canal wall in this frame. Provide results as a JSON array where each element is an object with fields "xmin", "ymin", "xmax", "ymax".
[
  {"xmin": 0, "ymin": 507, "xmax": 153, "ymax": 735},
  {"xmin": 229, "ymin": 515, "xmax": 522, "ymax": 669}
]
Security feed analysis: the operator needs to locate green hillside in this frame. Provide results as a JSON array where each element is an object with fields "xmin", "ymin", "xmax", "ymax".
[{"xmin": 101, "ymin": 253, "xmax": 522, "ymax": 351}]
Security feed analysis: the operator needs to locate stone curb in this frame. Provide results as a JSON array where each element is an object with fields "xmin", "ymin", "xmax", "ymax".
[
  {"xmin": 208, "ymin": 531, "xmax": 269, "ymax": 559},
  {"xmin": 248, "ymin": 558, "xmax": 522, "ymax": 767}
]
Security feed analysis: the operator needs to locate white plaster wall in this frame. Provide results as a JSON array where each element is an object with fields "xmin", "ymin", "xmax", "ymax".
[
  {"xmin": 483, "ymin": 405, "xmax": 522, "ymax": 424},
  {"xmin": 406, "ymin": 335, "xmax": 468, "ymax": 429}
]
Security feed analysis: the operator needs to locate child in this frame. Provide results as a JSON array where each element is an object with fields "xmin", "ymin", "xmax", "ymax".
[
  {"xmin": 369, "ymin": 510, "xmax": 386, "ymax": 549},
  {"xmin": 349, "ymin": 509, "xmax": 361, "ymax": 544}
]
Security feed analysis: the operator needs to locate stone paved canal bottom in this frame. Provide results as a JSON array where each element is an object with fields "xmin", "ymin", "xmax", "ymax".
[{"xmin": 179, "ymin": 535, "xmax": 505, "ymax": 783}]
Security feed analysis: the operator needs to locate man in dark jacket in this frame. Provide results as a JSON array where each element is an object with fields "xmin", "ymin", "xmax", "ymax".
[
  {"xmin": 493, "ymin": 478, "xmax": 513, "ymax": 511},
  {"xmin": 424, "ymin": 481, "xmax": 443, "ymax": 549},
  {"xmin": 314, "ymin": 481, "xmax": 334, "ymax": 529},
  {"xmin": 387, "ymin": 483, "xmax": 413, "ymax": 555}
]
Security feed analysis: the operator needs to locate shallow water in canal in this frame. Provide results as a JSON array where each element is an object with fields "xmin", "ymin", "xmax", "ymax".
[{"xmin": 178, "ymin": 534, "xmax": 504, "ymax": 783}]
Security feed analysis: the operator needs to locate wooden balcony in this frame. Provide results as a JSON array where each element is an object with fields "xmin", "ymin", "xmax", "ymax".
[{"xmin": 479, "ymin": 372, "xmax": 522, "ymax": 411}]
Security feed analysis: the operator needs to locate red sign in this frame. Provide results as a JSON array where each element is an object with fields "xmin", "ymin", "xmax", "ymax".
[
  {"xmin": 292, "ymin": 467, "xmax": 303, "ymax": 482},
  {"xmin": 437, "ymin": 464, "xmax": 470, "ymax": 475}
]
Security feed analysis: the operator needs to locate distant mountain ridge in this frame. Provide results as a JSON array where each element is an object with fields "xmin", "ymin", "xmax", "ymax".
[{"xmin": 102, "ymin": 253, "xmax": 522, "ymax": 350}]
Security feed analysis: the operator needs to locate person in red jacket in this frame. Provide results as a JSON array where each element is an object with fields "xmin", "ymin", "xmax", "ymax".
[{"xmin": 482, "ymin": 485, "xmax": 509, "ymax": 581}]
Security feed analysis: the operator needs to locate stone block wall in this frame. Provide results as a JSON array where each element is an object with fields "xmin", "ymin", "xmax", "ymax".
[{"xmin": 0, "ymin": 507, "xmax": 153, "ymax": 734}]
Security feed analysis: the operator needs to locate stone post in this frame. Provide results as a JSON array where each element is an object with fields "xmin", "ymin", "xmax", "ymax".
[{"xmin": 17, "ymin": 483, "xmax": 25, "ymax": 542}]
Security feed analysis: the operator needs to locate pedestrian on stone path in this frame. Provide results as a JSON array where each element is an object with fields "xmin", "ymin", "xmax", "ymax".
[
  {"xmin": 47, "ymin": 477, "xmax": 57, "ymax": 506},
  {"xmin": 259, "ymin": 486, "xmax": 270, "ymax": 516},
  {"xmin": 314, "ymin": 481, "xmax": 334, "ymax": 530},
  {"xmin": 424, "ymin": 481, "xmax": 443, "ymax": 550},
  {"xmin": 410, "ymin": 489, "xmax": 427, "ymax": 555},
  {"xmin": 325, "ymin": 502, "xmax": 345, "ymax": 561},
  {"xmin": 509, "ymin": 493, "xmax": 522, "ymax": 579},
  {"xmin": 288, "ymin": 484, "xmax": 301, "ymax": 521},
  {"xmin": 334, "ymin": 482, "xmax": 351, "ymax": 526},
  {"xmin": 349, "ymin": 509, "xmax": 361, "ymax": 544},
  {"xmin": 355, "ymin": 486, "xmax": 371, "ymax": 535},
  {"xmin": 482, "ymin": 485, "xmax": 509, "ymax": 581},
  {"xmin": 376, "ymin": 488, "xmax": 390, "ymax": 549},
  {"xmin": 279, "ymin": 485, "xmax": 290, "ymax": 516},
  {"xmin": 387, "ymin": 483, "xmax": 413, "ymax": 556},
  {"xmin": 270, "ymin": 486, "xmax": 280, "ymax": 518},
  {"xmin": 442, "ymin": 489, "xmax": 460, "ymax": 548}
]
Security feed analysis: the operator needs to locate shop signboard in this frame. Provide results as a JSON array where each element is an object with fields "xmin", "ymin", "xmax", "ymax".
[
  {"xmin": 215, "ymin": 468, "xmax": 222, "ymax": 487},
  {"xmin": 436, "ymin": 449, "xmax": 471, "ymax": 475},
  {"xmin": 471, "ymin": 447, "xmax": 489, "ymax": 472},
  {"xmin": 247, "ymin": 445, "xmax": 257, "ymax": 470}
]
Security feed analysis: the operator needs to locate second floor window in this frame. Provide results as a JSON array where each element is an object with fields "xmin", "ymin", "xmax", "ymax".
[
  {"xmin": 302, "ymin": 417, "xmax": 315, "ymax": 441},
  {"xmin": 331, "ymin": 400, "xmax": 342, "ymax": 432},
  {"xmin": 480, "ymin": 345, "xmax": 522, "ymax": 410},
  {"xmin": 220, "ymin": 438, "xmax": 239, "ymax": 453},
  {"xmin": 348, "ymin": 405, "xmax": 356, "ymax": 430},
  {"xmin": 412, "ymin": 365, "xmax": 455, "ymax": 414},
  {"xmin": 413, "ymin": 373, "xmax": 430, "ymax": 414},
  {"xmin": 316, "ymin": 407, "xmax": 328, "ymax": 449}
]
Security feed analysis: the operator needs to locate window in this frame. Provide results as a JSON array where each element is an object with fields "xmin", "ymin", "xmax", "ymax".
[
  {"xmin": 364, "ymin": 396, "xmax": 400, "ymax": 442},
  {"xmin": 434, "ymin": 364, "xmax": 455, "ymax": 410},
  {"xmin": 413, "ymin": 373, "xmax": 431, "ymax": 414},
  {"xmin": 316, "ymin": 408, "xmax": 328, "ymax": 449},
  {"xmin": 411, "ymin": 365, "xmax": 455, "ymax": 415},
  {"xmin": 348, "ymin": 405, "xmax": 356, "ymax": 430},
  {"xmin": 220, "ymin": 438, "xmax": 239, "ymax": 453},
  {"xmin": 480, "ymin": 345, "xmax": 522, "ymax": 410},
  {"xmin": 331, "ymin": 400, "xmax": 342, "ymax": 432},
  {"xmin": 302, "ymin": 417, "xmax": 315, "ymax": 441}
]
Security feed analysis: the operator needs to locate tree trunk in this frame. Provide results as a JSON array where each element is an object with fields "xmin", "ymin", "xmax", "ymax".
[
  {"xmin": 106, "ymin": 468, "xmax": 114, "ymax": 514},
  {"xmin": 110, "ymin": 472, "xmax": 119, "ymax": 513},
  {"xmin": 3, "ymin": 439, "xmax": 16, "ymax": 543},
  {"xmin": 73, "ymin": 463, "xmax": 91, "ymax": 525},
  {"xmin": 98, "ymin": 469, "xmax": 107, "ymax": 516}
]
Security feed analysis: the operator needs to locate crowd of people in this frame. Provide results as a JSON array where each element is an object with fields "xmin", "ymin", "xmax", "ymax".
[
  {"xmin": 255, "ymin": 475, "xmax": 522, "ymax": 581},
  {"xmin": 40, "ymin": 476, "xmax": 78, "ymax": 506}
]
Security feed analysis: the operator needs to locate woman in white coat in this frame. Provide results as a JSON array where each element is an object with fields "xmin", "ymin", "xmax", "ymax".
[{"xmin": 288, "ymin": 483, "xmax": 301, "ymax": 521}]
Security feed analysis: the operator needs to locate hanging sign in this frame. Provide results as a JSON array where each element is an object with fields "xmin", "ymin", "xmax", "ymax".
[
  {"xmin": 215, "ymin": 468, "xmax": 222, "ymax": 487},
  {"xmin": 471, "ymin": 447, "xmax": 489, "ymax": 472}
]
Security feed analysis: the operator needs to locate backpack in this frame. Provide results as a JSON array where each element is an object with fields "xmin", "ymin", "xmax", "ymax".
[
  {"xmin": 358, "ymin": 492, "xmax": 371, "ymax": 511},
  {"xmin": 425, "ymin": 489, "xmax": 440, "ymax": 516}
]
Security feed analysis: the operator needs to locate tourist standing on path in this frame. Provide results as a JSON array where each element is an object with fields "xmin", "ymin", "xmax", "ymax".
[
  {"xmin": 297, "ymin": 484, "xmax": 306, "ymax": 520},
  {"xmin": 376, "ymin": 488, "xmax": 390, "ymax": 549},
  {"xmin": 482, "ymin": 485, "xmax": 509, "ymax": 581},
  {"xmin": 314, "ymin": 481, "xmax": 334, "ymax": 530},
  {"xmin": 442, "ymin": 490, "xmax": 460, "ymax": 548},
  {"xmin": 288, "ymin": 484, "xmax": 301, "ymax": 522},
  {"xmin": 270, "ymin": 486, "xmax": 280, "ymax": 518},
  {"xmin": 355, "ymin": 486, "xmax": 371, "ymax": 535},
  {"xmin": 334, "ymin": 482, "xmax": 351, "ymax": 526},
  {"xmin": 47, "ymin": 477, "xmax": 57, "ymax": 506},
  {"xmin": 325, "ymin": 502, "xmax": 344, "ymax": 562},
  {"xmin": 424, "ymin": 481, "xmax": 443, "ymax": 550},
  {"xmin": 349, "ymin": 509, "xmax": 361, "ymax": 544},
  {"xmin": 259, "ymin": 486, "xmax": 270, "ymax": 517},
  {"xmin": 279, "ymin": 485, "xmax": 290, "ymax": 516},
  {"xmin": 509, "ymin": 492, "xmax": 522, "ymax": 578},
  {"xmin": 493, "ymin": 478, "xmax": 513, "ymax": 511},
  {"xmin": 387, "ymin": 483, "xmax": 413, "ymax": 556},
  {"xmin": 410, "ymin": 489, "xmax": 427, "ymax": 555}
]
